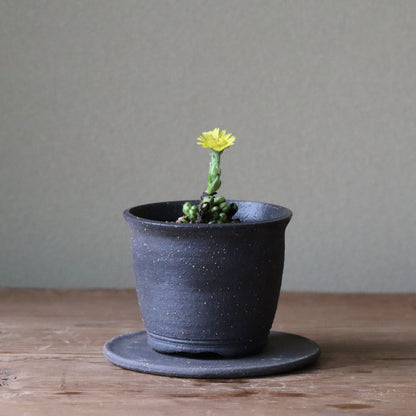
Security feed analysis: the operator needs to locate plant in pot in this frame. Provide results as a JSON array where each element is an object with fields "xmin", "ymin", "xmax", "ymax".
[{"xmin": 104, "ymin": 128, "xmax": 319, "ymax": 378}]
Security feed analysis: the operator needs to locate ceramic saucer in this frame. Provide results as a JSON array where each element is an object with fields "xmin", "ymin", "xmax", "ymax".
[{"xmin": 104, "ymin": 331, "xmax": 320, "ymax": 379}]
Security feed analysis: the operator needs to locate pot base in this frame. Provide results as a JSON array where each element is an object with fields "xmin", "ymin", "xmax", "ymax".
[
  {"xmin": 147, "ymin": 331, "xmax": 268, "ymax": 358},
  {"xmin": 103, "ymin": 331, "xmax": 320, "ymax": 379}
]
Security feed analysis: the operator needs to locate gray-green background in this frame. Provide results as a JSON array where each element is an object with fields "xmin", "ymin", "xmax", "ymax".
[{"xmin": 1, "ymin": 1, "xmax": 415, "ymax": 291}]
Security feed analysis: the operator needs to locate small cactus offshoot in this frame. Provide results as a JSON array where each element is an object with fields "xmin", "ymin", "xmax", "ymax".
[{"xmin": 177, "ymin": 129, "xmax": 239, "ymax": 224}]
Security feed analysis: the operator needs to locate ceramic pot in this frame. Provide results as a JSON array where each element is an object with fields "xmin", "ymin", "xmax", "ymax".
[{"xmin": 123, "ymin": 200, "xmax": 292, "ymax": 357}]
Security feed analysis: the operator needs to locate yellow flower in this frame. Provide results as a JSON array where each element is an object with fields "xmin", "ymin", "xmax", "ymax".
[{"xmin": 197, "ymin": 128, "xmax": 236, "ymax": 152}]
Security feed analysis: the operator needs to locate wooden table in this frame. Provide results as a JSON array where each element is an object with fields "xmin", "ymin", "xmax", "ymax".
[{"xmin": 0, "ymin": 289, "xmax": 415, "ymax": 415}]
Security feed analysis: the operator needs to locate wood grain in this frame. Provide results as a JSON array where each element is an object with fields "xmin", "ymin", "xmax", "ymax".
[{"xmin": 0, "ymin": 289, "xmax": 415, "ymax": 415}]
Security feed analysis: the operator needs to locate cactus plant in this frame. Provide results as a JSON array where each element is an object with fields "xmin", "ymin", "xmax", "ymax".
[{"xmin": 177, "ymin": 128, "xmax": 238, "ymax": 224}]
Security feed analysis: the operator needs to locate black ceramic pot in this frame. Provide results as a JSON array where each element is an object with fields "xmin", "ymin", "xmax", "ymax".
[{"xmin": 124, "ymin": 200, "xmax": 292, "ymax": 357}]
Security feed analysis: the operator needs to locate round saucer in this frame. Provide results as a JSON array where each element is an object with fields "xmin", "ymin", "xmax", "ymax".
[{"xmin": 103, "ymin": 331, "xmax": 320, "ymax": 379}]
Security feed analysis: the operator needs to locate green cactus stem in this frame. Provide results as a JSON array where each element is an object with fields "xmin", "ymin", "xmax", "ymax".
[{"xmin": 205, "ymin": 150, "xmax": 222, "ymax": 196}]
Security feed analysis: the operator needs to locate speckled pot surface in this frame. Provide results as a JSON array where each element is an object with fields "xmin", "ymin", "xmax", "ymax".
[{"xmin": 124, "ymin": 200, "xmax": 292, "ymax": 357}]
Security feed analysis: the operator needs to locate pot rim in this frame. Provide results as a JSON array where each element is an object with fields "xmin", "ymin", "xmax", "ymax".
[{"xmin": 123, "ymin": 199, "xmax": 292, "ymax": 229}]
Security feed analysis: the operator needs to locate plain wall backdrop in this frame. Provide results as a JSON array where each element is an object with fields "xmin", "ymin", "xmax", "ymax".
[{"xmin": 1, "ymin": 0, "xmax": 415, "ymax": 291}]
